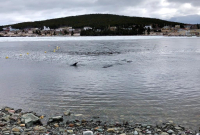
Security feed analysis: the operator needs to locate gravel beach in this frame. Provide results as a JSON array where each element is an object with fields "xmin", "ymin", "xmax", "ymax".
[{"xmin": 0, "ymin": 106, "xmax": 197, "ymax": 135}]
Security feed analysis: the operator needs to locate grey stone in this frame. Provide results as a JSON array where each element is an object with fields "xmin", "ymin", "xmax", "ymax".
[
  {"xmin": 21, "ymin": 113, "xmax": 40, "ymax": 128},
  {"xmin": 63, "ymin": 110, "xmax": 71, "ymax": 116},
  {"xmin": 167, "ymin": 130, "xmax": 174, "ymax": 134},
  {"xmin": 175, "ymin": 127, "xmax": 182, "ymax": 130},
  {"xmin": 13, "ymin": 132, "xmax": 20, "ymax": 135},
  {"xmin": 134, "ymin": 131, "xmax": 138, "ymax": 135},
  {"xmin": 48, "ymin": 116, "xmax": 63, "ymax": 124},
  {"xmin": 83, "ymin": 131, "xmax": 94, "ymax": 135},
  {"xmin": 161, "ymin": 132, "xmax": 169, "ymax": 135},
  {"xmin": 2, "ymin": 115, "xmax": 10, "ymax": 122},
  {"xmin": 147, "ymin": 131, "xmax": 152, "ymax": 134}
]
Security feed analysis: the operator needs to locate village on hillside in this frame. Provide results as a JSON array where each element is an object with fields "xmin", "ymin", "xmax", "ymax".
[{"xmin": 0, "ymin": 24, "xmax": 200, "ymax": 37}]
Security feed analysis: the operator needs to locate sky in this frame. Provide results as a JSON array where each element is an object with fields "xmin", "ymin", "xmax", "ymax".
[{"xmin": 0, "ymin": 0, "xmax": 200, "ymax": 26}]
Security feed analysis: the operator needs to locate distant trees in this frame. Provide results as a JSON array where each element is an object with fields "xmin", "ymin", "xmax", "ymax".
[
  {"xmin": 80, "ymin": 26, "xmax": 146, "ymax": 36},
  {"xmin": 64, "ymin": 30, "xmax": 69, "ymax": 35},
  {"xmin": 35, "ymin": 30, "xmax": 41, "ymax": 35},
  {"xmin": 3, "ymin": 14, "xmax": 184, "ymax": 30},
  {"xmin": 71, "ymin": 31, "xmax": 74, "ymax": 36},
  {"xmin": 147, "ymin": 27, "xmax": 150, "ymax": 35}
]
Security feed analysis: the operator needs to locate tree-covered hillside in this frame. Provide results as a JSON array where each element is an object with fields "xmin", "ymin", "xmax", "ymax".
[{"xmin": 2, "ymin": 14, "xmax": 184, "ymax": 29}]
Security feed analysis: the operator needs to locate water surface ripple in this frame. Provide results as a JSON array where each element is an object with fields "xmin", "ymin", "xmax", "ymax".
[{"xmin": 0, "ymin": 37, "xmax": 200, "ymax": 129}]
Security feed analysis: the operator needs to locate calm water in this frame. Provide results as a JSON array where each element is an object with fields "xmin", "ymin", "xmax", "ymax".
[{"xmin": 0, "ymin": 36, "xmax": 200, "ymax": 129}]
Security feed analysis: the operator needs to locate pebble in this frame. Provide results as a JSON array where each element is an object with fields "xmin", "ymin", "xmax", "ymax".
[
  {"xmin": 134, "ymin": 130, "xmax": 138, "ymax": 135},
  {"xmin": 83, "ymin": 131, "xmax": 94, "ymax": 135},
  {"xmin": 67, "ymin": 130, "xmax": 73, "ymax": 134},
  {"xmin": 107, "ymin": 128, "xmax": 115, "ymax": 133},
  {"xmin": 12, "ymin": 127, "xmax": 20, "ymax": 132}
]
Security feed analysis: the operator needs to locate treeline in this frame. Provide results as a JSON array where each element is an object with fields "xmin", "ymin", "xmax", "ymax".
[
  {"xmin": 2, "ymin": 14, "xmax": 184, "ymax": 30},
  {"xmin": 81, "ymin": 25, "xmax": 146, "ymax": 36}
]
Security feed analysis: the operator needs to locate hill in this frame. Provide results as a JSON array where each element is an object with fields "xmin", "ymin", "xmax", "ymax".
[{"xmin": 1, "ymin": 14, "xmax": 184, "ymax": 29}]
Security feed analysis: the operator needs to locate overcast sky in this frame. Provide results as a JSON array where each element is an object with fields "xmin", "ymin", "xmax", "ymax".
[{"xmin": 0, "ymin": 0, "xmax": 200, "ymax": 26}]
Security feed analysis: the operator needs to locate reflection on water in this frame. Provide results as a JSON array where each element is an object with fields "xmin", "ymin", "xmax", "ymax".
[{"xmin": 0, "ymin": 37, "xmax": 200, "ymax": 130}]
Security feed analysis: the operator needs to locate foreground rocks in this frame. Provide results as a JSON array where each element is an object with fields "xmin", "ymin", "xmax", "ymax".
[{"xmin": 0, "ymin": 106, "xmax": 198, "ymax": 135}]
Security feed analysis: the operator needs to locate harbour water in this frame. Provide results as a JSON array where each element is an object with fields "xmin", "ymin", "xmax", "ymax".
[{"xmin": 0, "ymin": 36, "xmax": 200, "ymax": 130}]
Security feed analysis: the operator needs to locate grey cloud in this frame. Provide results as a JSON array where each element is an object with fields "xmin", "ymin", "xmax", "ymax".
[
  {"xmin": 167, "ymin": 0, "xmax": 200, "ymax": 6},
  {"xmin": 169, "ymin": 15, "xmax": 200, "ymax": 24},
  {"xmin": 0, "ymin": 0, "xmax": 200, "ymax": 25}
]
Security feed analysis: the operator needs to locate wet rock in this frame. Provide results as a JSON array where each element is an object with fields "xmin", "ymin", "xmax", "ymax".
[
  {"xmin": 12, "ymin": 127, "xmax": 21, "ymax": 132},
  {"xmin": 69, "ymin": 123, "xmax": 74, "ymax": 127},
  {"xmin": 21, "ymin": 113, "xmax": 41, "ymax": 128},
  {"xmin": 2, "ymin": 115, "xmax": 10, "ymax": 122},
  {"xmin": 63, "ymin": 110, "xmax": 71, "ymax": 116},
  {"xmin": 33, "ymin": 125, "xmax": 46, "ymax": 131},
  {"xmin": 135, "ymin": 128, "xmax": 142, "ymax": 132},
  {"xmin": 54, "ymin": 123, "xmax": 59, "ymax": 127},
  {"xmin": 0, "ymin": 122, "xmax": 6, "ymax": 127},
  {"xmin": 83, "ymin": 131, "xmax": 94, "ymax": 135},
  {"xmin": 3, "ymin": 107, "xmax": 14, "ymax": 112},
  {"xmin": 13, "ymin": 131, "xmax": 21, "ymax": 135},
  {"xmin": 20, "ymin": 124, "xmax": 25, "ymax": 127},
  {"xmin": 167, "ymin": 129, "xmax": 174, "ymax": 134},
  {"xmin": 161, "ymin": 132, "xmax": 169, "ymax": 135},
  {"xmin": 14, "ymin": 109, "xmax": 22, "ymax": 113},
  {"xmin": 175, "ymin": 126, "xmax": 182, "ymax": 130},
  {"xmin": 67, "ymin": 130, "xmax": 73, "ymax": 134},
  {"xmin": 134, "ymin": 130, "xmax": 138, "ymax": 135},
  {"xmin": 47, "ymin": 116, "xmax": 63, "ymax": 124},
  {"xmin": 107, "ymin": 128, "xmax": 115, "ymax": 133},
  {"xmin": 8, "ymin": 110, "xmax": 15, "ymax": 114}
]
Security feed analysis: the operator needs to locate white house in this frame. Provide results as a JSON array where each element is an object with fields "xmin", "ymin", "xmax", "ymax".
[
  {"xmin": 83, "ymin": 27, "xmax": 92, "ymax": 30},
  {"xmin": 144, "ymin": 25, "xmax": 153, "ymax": 29},
  {"xmin": 43, "ymin": 26, "xmax": 50, "ymax": 31},
  {"xmin": 3, "ymin": 26, "xmax": 19, "ymax": 32}
]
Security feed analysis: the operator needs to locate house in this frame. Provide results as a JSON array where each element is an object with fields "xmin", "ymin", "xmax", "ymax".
[
  {"xmin": 184, "ymin": 25, "xmax": 192, "ymax": 30},
  {"xmin": 43, "ymin": 26, "xmax": 50, "ymax": 31},
  {"xmin": 83, "ymin": 27, "xmax": 92, "ymax": 30},
  {"xmin": 3, "ymin": 26, "xmax": 19, "ymax": 32},
  {"xmin": 175, "ymin": 25, "xmax": 180, "ymax": 29},
  {"xmin": 109, "ymin": 26, "xmax": 117, "ymax": 31},
  {"xmin": 144, "ymin": 25, "xmax": 153, "ymax": 30},
  {"xmin": 161, "ymin": 26, "xmax": 172, "ymax": 34}
]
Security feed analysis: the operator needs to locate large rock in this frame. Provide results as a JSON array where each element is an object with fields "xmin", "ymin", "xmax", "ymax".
[
  {"xmin": 47, "ymin": 116, "xmax": 63, "ymax": 124},
  {"xmin": 21, "ymin": 113, "xmax": 41, "ymax": 128}
]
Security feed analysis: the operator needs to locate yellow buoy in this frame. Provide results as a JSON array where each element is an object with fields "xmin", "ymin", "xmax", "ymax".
[
  {"xmin": 5, "ymin": 56, "xmax": 9, "ymax": 59},
  {"xmin": 27, "ymin": 53, "xmax": 29, "ymax": 55},
  {"xmin": 20, "ymin": 54, "xmax": 22, "ymax": 56},
  {"xmin": 44, "ymin": 51, "xmax": 47, "ymax": 53},
  {"xmin": 53, "ymin": 49, "xmax": 56, "ymax": 52},
  {"xmin": 40, "ymin": 115, "xmax": 44, "ymax": 119},
  {"xmin": 56, "ymin": 46, "xmax": 59, "ymax": 50}
]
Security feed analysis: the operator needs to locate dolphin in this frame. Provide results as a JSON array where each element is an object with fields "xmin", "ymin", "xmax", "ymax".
[{"xmin": 71, "ymin": 62, "xmax": 78, "ymax": 66}]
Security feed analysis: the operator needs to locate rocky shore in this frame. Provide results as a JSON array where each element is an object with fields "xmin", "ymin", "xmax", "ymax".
[{"xmin": 0, "ymin": 107, "xmax": 197, "ymax": 135}]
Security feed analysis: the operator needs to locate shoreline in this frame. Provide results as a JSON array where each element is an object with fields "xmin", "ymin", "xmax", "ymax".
[{"xmin": 0, "ymin": 106, "xmax": 198, "ymax": 135}]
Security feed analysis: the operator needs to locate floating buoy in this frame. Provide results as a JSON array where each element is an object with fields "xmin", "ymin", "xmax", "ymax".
[
  {"xmin": 5, "ymin": 56, "xmax": 9, "ymax": 59},
  {"xmin": 44, "ymin": 51, "xmax": 47, "ymax": 53},
  {"xmin": 40, "ymin": 115, "xmax": 44, "ymax": 119},
  {"xmin": 56, "ymin": 46, "xmax": 59, "ymax": 50},
  {"xmin": 19, "ymin": 54, "xmax": 22, "ymax": 56},
  {"xmin": 53, "ymin": 49, "xmax": 56, "ymax": 52},
  {"xmin": 27, "ymin": 53, "xmax": 29, "ymax": 55}
]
